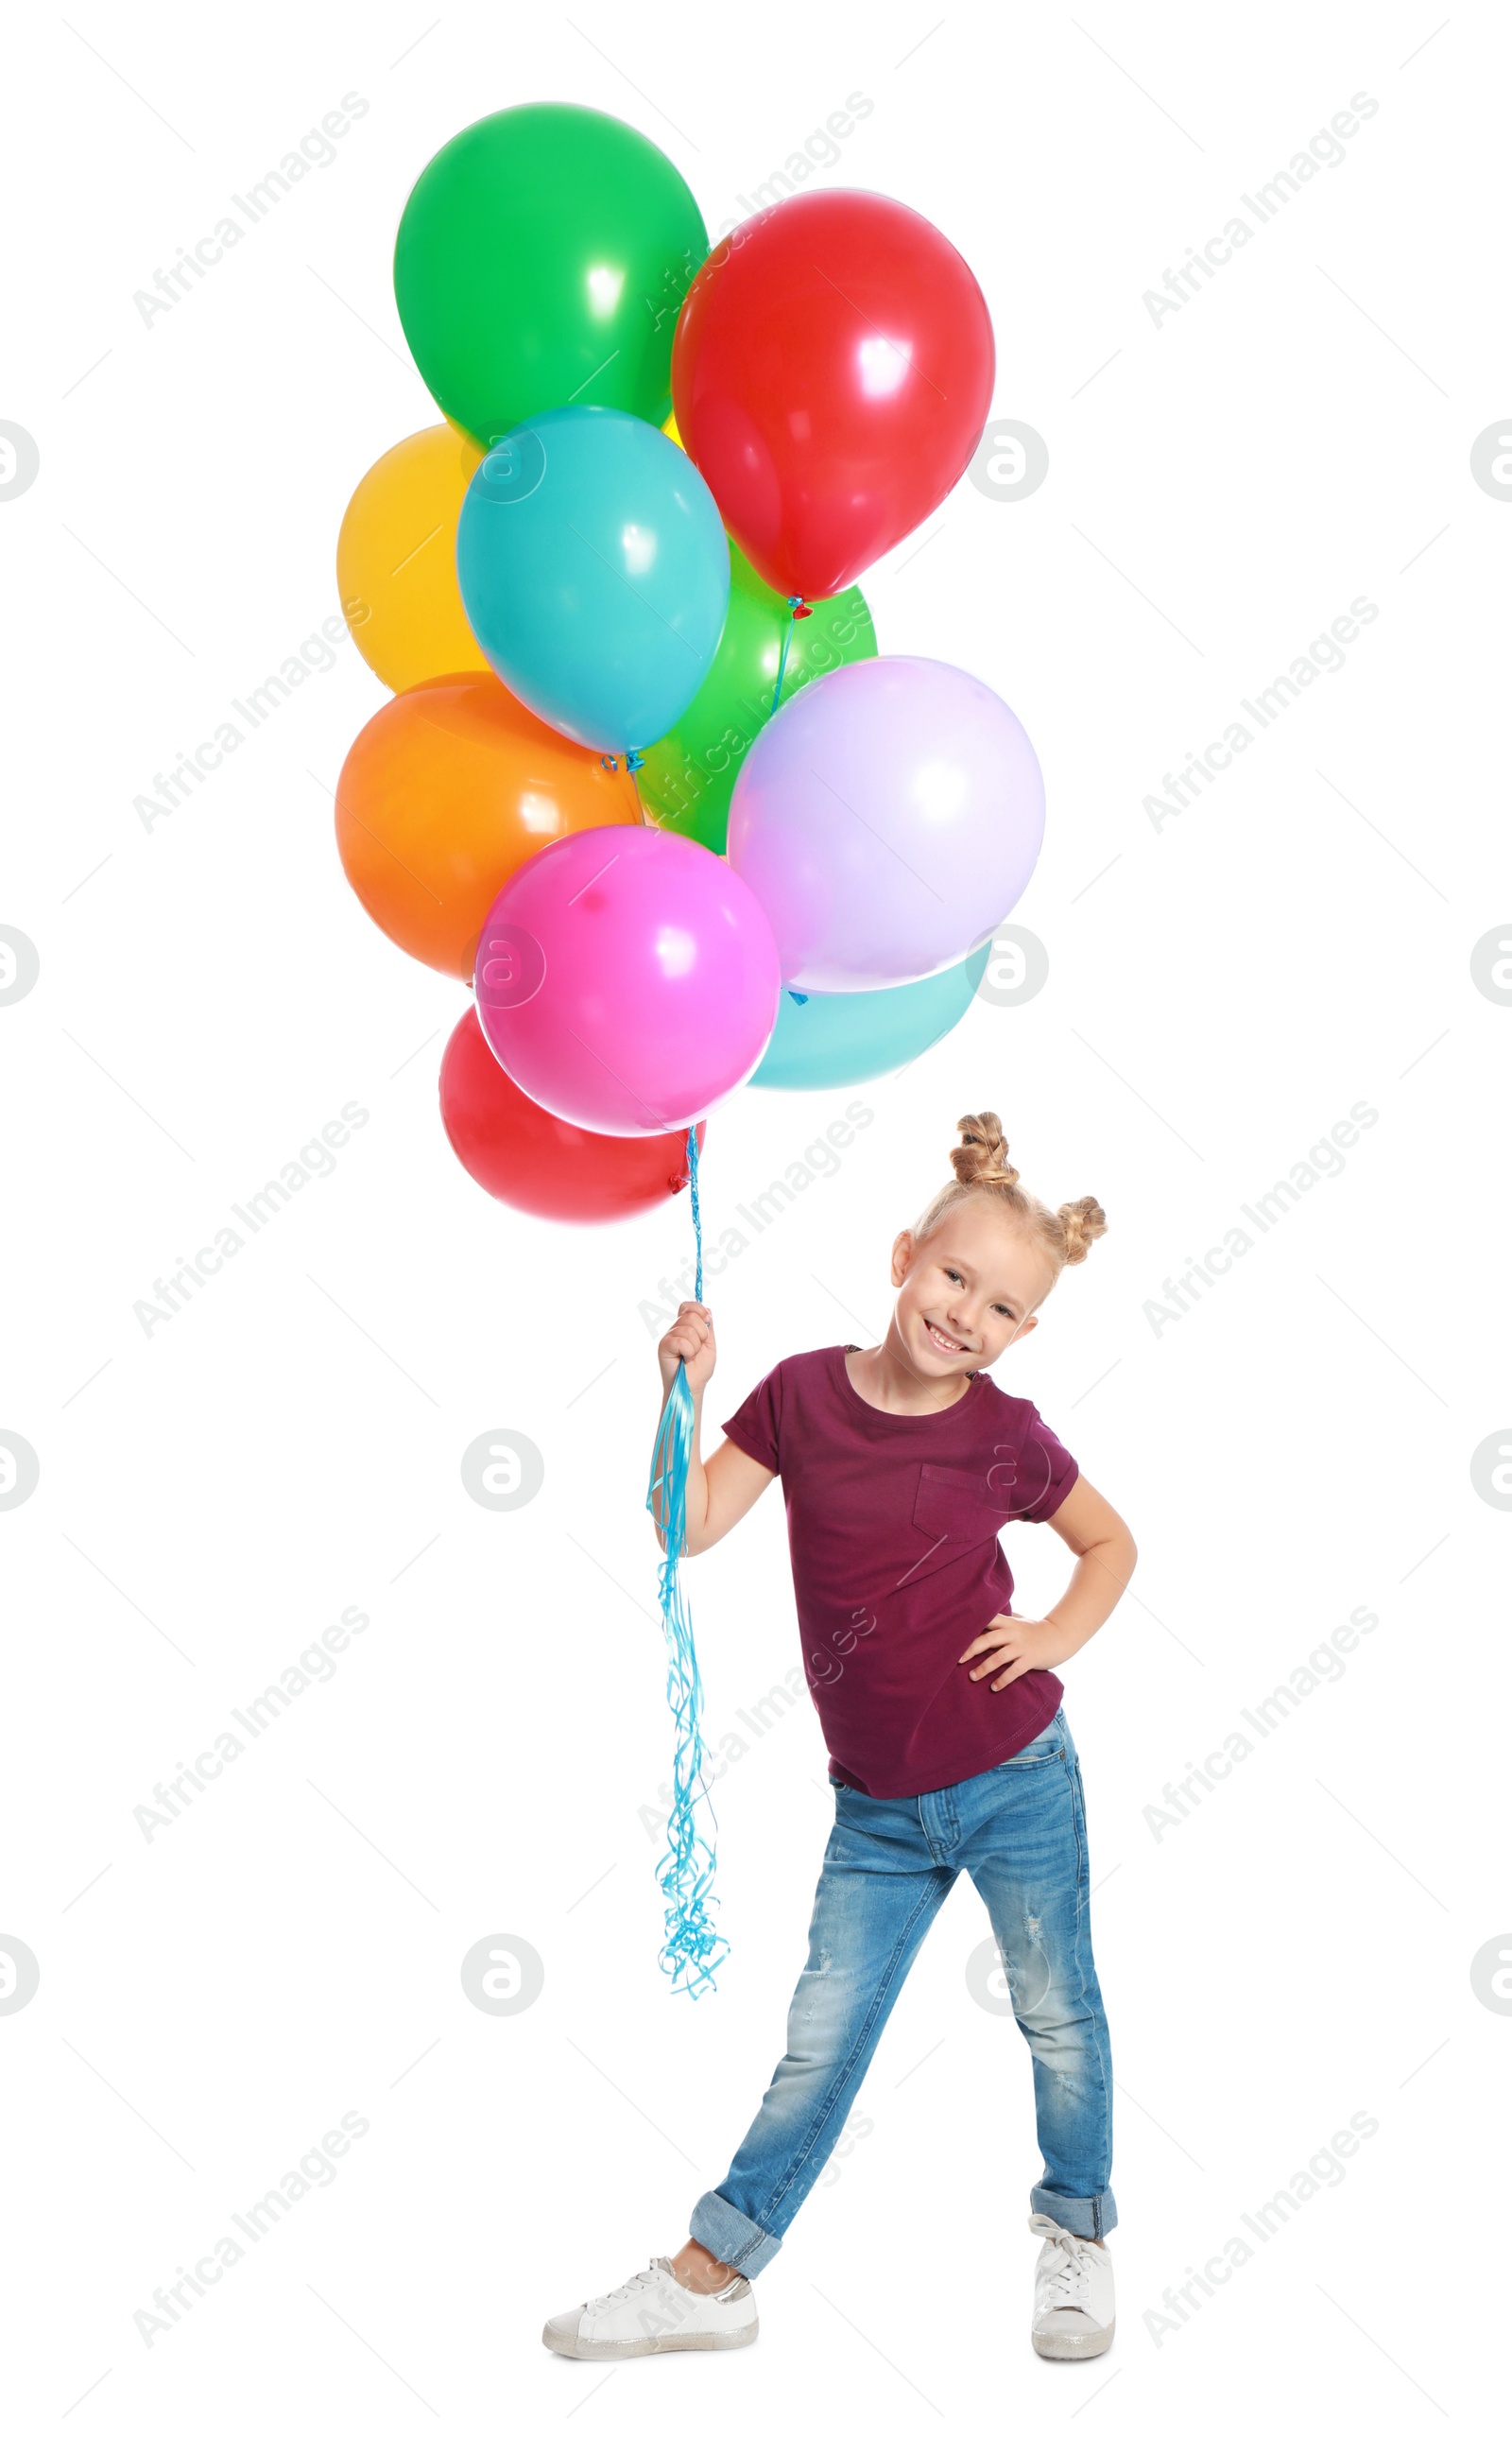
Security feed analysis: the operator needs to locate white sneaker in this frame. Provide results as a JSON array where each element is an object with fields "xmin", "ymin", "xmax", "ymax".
[
  {"xmin": 1028, "ymin": 2212, "xmax": 1115, "ymax": 2359},
  {"xmin": 542, "ymin": 2256, "xmax": 758, "ymax": 2360}
]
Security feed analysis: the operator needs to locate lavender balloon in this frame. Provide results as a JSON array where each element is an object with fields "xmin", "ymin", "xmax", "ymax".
[{"xmin": 726, "ymin": 655, "xmax": 1045, "ymax": 992}]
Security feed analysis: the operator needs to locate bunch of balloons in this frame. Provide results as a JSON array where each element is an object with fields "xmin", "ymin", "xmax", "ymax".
[{"xmin": 332, "ymin": 102, "xmax": 1049, "ymax": 1226}]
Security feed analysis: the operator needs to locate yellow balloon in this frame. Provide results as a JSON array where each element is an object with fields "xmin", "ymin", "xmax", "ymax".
[
  {"xmin": 662, "ymin": 410, "xmax": 682, "ymax": 450},
  {"xmin": 336, "ymin": 424, "xmax": 490, "ymax": 692}
]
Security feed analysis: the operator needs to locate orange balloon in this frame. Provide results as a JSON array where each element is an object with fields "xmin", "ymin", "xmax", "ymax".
[{"xmin": 335, "ymin": 674, "xmax": 641, "ymax": 979}]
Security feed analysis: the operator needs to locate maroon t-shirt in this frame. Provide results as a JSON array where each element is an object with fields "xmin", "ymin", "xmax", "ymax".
[{"xmin": 722, "ymin": 1344, "xmax": 1079, "ymax": 1798}]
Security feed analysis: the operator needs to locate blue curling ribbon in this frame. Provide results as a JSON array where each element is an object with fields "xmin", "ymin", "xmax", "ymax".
[
  {"xmin": 622, "ymin": 746, "xmax": 650, "ymax": 826},
  {"xmin": 644, "ymin": 1127, "xmax": 730, "ymax": 1998},
  {"xmin": 768, "ymin": 597, "xmax": 805, "ymax": 717}
]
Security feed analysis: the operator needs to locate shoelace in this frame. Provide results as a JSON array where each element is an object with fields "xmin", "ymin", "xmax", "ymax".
[
  {"xmin": 1028, "ymin": 2212, "xmax": 1098, "ymax": 2307},
  {"xmin": 587, "ymin": 2260, "xmax": 669, "ymax": 2312}
]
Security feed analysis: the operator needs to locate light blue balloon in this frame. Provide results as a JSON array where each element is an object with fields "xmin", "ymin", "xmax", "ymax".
[
  {"xmin": 751, "ymin": 945, "xmax": 990, "ymax": 1092},
  {"xmin": 455, "ymin": 405, "xmax": 730, "ymax": 755}
]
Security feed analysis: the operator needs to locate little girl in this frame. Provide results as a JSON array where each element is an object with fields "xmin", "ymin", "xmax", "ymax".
[{"xmin": 544, "ymin": 1115, "xmax": 1137, "ymax": 2366}]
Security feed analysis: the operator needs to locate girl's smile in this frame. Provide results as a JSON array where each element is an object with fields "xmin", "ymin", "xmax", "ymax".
[{"xmin": 923, "ymin": 1318, "xmax": 970, "ymax": 1357}]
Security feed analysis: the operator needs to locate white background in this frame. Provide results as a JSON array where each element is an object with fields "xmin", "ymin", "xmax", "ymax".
[{"xmin": 3, "ymin": 3, "xmax": 1507, "ymax": 2428}]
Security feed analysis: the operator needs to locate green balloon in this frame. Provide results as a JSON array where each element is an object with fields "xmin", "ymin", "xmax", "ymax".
[
  {"xmin": 639, "ymin": 546, "xmax": 878, "ymax": 852},
  {"xmin": 393, "ymin": 105, "xmax": 707, "ymax": 444}
]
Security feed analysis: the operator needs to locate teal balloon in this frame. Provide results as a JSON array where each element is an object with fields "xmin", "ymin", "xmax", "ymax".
[
  {"xmin": 455, "ymin": 405, "xmax": 730, "ymax": 754},
  {"xmin": 751, "ymin": 946, "xmax": 989, "ymax": 1091}
]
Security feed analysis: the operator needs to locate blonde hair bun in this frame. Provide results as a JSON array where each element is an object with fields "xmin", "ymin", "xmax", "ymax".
[
  {"xmin": 1056, "ymin": 1193, "xmax": 1108, "ymax": 1267},
  {"xmin": 951, "ymin": 1112, "xmax": 1021, "ymax": 1188}
]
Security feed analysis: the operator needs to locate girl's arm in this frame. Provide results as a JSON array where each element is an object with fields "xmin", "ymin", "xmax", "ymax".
[
  {"xmin": 958, "ymin": 1475, "xmax": 1137, "ymax": 1690},
  {"xmin": 653, "ymin": 1301, "xmax": 776, "ymax": 1556}
]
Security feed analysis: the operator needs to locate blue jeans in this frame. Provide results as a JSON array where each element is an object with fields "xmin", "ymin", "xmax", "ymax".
[{"xmin": 690, "ymin": 1708, "xmax": 1115, "ymax": 2274}]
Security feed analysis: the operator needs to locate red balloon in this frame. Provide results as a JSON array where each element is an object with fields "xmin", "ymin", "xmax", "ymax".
[
  {"xmin": 439, "ymin": 1006, "xmax": 704, "ymax": 1223},
  {"xmin": 672, "ymin": 189, "xmax": 994, "ymax": 600}
]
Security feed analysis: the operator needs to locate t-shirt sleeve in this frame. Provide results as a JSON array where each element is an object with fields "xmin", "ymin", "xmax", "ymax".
[
  {"xmin": 1016, "ymin": 1409, "xmax": 1079, "ymax": 1523},
  {"xmin": 721, "ymin": 1361, "xmax": 784, "ymax": 1476}
]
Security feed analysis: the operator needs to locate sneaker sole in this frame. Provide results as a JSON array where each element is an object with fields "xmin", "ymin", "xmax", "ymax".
[
  {"xmin": 542, "ymin": 2320, "xmax": 758, "ymax": 2361},
  {"xmin": 1033, "ymin": 2316, "xmax": 1115, "ymax": 2361}
]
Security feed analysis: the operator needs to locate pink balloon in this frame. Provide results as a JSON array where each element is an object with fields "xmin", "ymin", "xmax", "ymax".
[
  {"xmin": 727, "ymin": 655, "xmax": 1045, "ymax": 991},
  {"xmin": 473, "ymin": 825, "xmax": 781, "ymax": 1137}
]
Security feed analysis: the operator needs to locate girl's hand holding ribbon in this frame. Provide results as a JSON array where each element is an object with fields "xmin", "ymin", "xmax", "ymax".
[{"xmin": 659, "ymin": 1301, "xmax": 717, "ymax": 1396}]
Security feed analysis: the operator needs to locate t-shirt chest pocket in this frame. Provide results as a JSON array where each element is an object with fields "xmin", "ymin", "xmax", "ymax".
[{"xmin": 910, "ymin": 1461, "xmax": 1015, "ymax": 1557}]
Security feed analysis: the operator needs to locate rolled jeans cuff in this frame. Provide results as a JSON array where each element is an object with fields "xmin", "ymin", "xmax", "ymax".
[
  {"xmin": 1032, "ymin": 2180, "xmax": 1118, "ymax": 2238},
  {"xmin": 689, "ymin": 2189, "xmax": 783, "ymax": 2279}
]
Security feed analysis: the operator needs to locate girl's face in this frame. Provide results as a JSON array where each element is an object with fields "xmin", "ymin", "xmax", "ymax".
[{"xmin": 888, "ymin": 1200, "xmax": 1053, "ymax": 1382}]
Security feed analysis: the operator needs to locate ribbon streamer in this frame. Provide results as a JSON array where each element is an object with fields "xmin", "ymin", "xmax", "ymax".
[
  {"xmin": 601, "ymin": 745, "xmax": 650, "ymax": 824},
  {"xmin": 644, "ymin": 1127, "xmax": 730, "ymax": 1997},
  {"xmin": 768, "ymin": 596, "xmax": 809, "ymax": 717}
]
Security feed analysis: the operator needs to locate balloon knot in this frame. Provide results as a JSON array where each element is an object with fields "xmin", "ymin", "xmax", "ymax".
[
  {"xmin": 788, "ymin": 596, "xmax": 812, "ymax": 620},
  {"xmin": 787, "ymin": 990, "xmax": 809, "ymax": 1005},
  {"xmin": 625, "ymin": 748, "xmax": 646, "ymax": 772}
]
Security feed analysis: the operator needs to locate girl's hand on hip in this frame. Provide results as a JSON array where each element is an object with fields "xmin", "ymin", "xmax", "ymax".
[
  {"xmin": 659, "ymin": 1301, "xmax": 716, "ymax": 1394},
  {"xmin": 958, "ymin": 1613, "xmax": 1072, "ymax": 1690}
]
